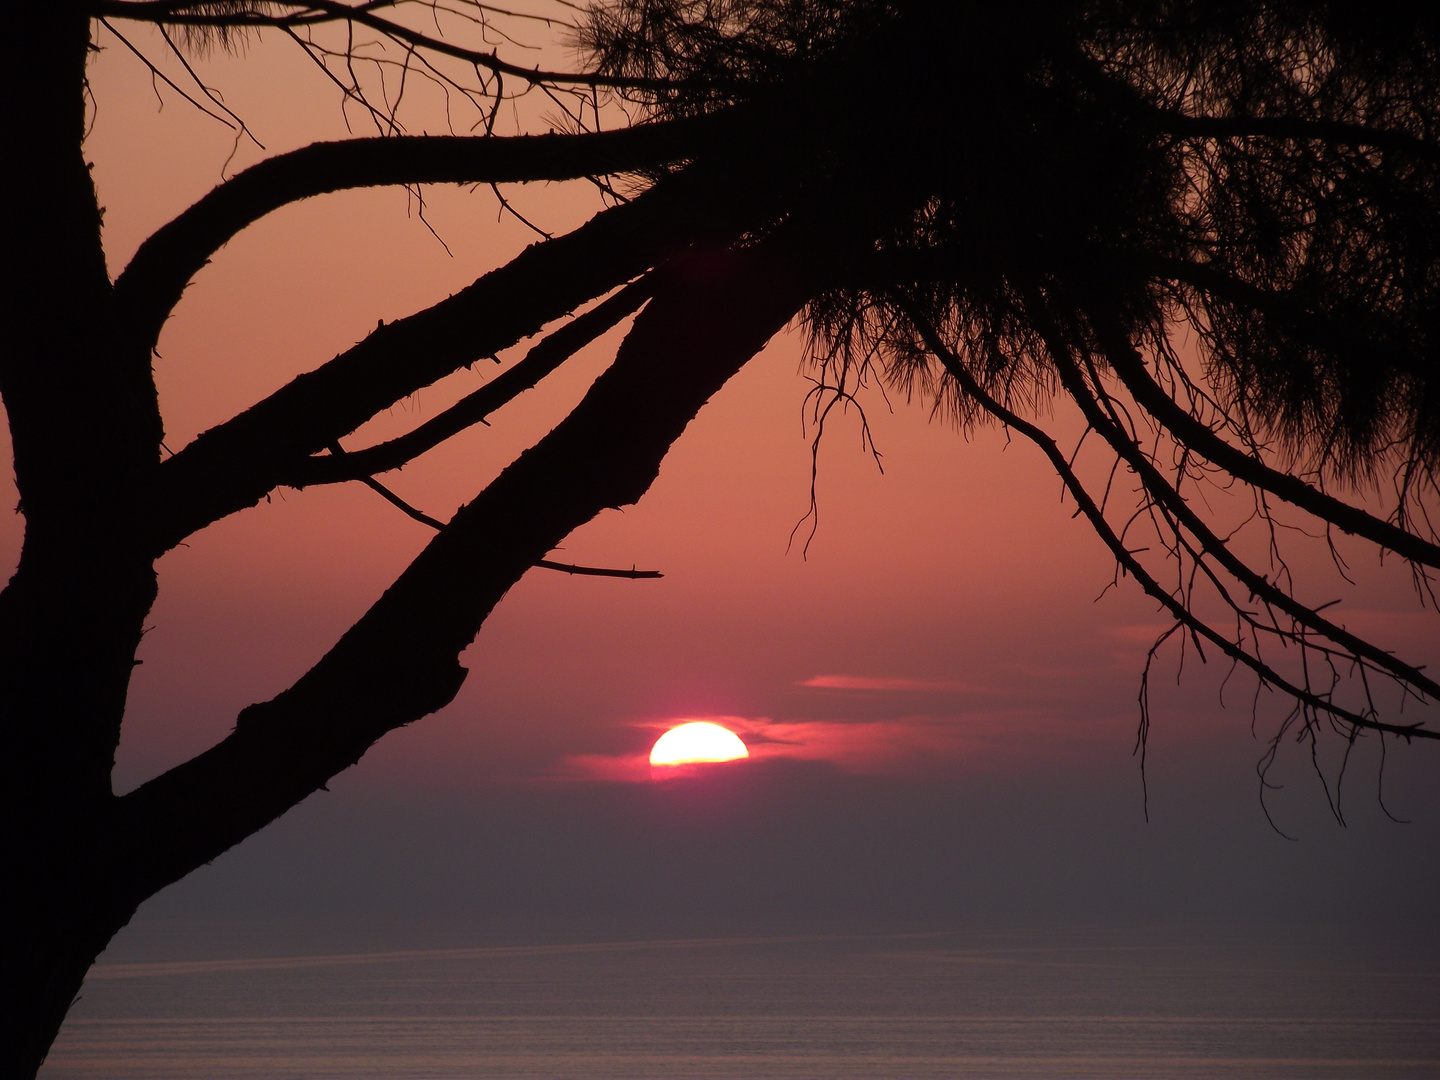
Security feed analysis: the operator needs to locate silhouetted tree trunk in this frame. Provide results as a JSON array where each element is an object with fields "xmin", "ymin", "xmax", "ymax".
[
  {"xmin": 0, "ymin": 6, "xmax": 162, "ymax": 1072},
  {"xmin": 0, "ymin": 18, "xmax": 808, "ymax": 1061},
  {"xmin": 0, "ymin": 9, "xmax": 814, "ymax": 1074},
  {"xmin": 7, "ymin": 2, "xmax": 1440, "ymax": 1074}
]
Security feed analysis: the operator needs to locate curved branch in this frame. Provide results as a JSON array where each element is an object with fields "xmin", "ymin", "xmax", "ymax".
[
  {"xmin": 841, "ymin": 246, "xmax": 1440, "ymax": 572},
  {"xmin": 113, "ymin": 239, "xmax": 814, "ymax": 903},
  {"xmin": 1147, "ymin": 253, "xmax": 1433, "ymax": 381},
  {"xmin": 1038, "ymin": 323, "xmax": 1440, "ymax": 701},
  {"xmin": 113, "ymin": 116, "xmax": 721, "ymax": 350},
  {"xmin": 148, "ymin": 177, "xmax": 740, "ymax": 552},
  {"xmin": 1067, "ymin": 52, "xmax": 1440, "ymax": 165},
  {"xmin": 1092, "ymin": 311, "xmax": 1440, "ymax": 570},
  {"xmin": 904, "ymin": 304, "xmax": 1437, "ymax": 744}
]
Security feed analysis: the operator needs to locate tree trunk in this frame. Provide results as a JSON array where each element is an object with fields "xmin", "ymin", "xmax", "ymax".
[
  {"xmin": 0, "ymin": 12, "xmax": 812, "ymax": 1077},
  {"xmin": 0, "ymin": 6, "xmax": 161, "ymax": 1075}
]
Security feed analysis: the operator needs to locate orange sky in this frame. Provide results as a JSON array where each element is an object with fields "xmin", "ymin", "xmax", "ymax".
[{"xmin": 4, "ymin": 15, "xmax": 1438, "ymax": 934}]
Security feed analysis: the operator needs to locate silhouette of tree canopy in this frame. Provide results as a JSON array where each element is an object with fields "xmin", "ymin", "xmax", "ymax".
[{"xmin": 4, "ymin": 0, "xmax": 1440, "ymax": 1073}]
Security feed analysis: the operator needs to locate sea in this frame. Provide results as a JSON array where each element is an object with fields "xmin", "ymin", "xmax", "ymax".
[{"xmin": 39, "ymin": 923, "xmax": 1440, "ymax": 1080}]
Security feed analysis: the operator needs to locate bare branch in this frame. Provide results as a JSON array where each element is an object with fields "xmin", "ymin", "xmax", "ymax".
[
  {"xmin": 98, "ymin": 0, "xmax": 680, "ymax": 91},
  {"xmin": 113, "ymin": 115, "xmax": 722, "ymax": 350},
  {"xmin": 113, "ymin": 239, "xmax": 812, "ymax": 900},
  {"xmin": 147, "ymin": 177, "xmax": 742, "ymax": 552},
  {"xmin": 334, "ymin": 436, "xmax": 665, "ymax": 577},
  {"xmin": 331, "ymin": 434, "xmax": 662, "ymax": 584},
  {"xmin": 288, "ymin": 275, "xmax": 654, "ymax": 484},
  {"xmin": 534, "ymin": 559, "xmax": 661, "ymax": 579}
]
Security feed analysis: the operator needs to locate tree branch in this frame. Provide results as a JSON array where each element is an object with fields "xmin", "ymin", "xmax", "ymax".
[
  {"xmin": 1161, "ymin": 111, "xmax": 1440, "ymax": 167},
  {"xmin": 335, "ymin": 441, "xmax": 665, "ymax": 578},
  {"xmin": 98, "ymin": 0, "xmax": 680, "ymax": 92},
  {"xmin": 1145, "ymin": 253, "xmax": 1433, "ymax": 383},
  {"xmin": 1092, "ymin": 309, "xmax": 1440, "ymax": 570},
  {"xmin": 862, "ymin": 245, "xmax": 1440, "ymax": 571},
  {"xmin": 148, "ymin": 177, "xmax": 740, "ymax": 553},
  {"xmin": 113, "ymin": 117, "xmax": 721, "ymax": 351},
  {"xmin": 1033, "ymin": 314, "xmax": 1440, "ymax": 701},
  {"xmin": 904, "ymin": 304, "xmax": 1437, "ymax": 744},
  {"xmin": 288, "ymin": 276, "xmax": 656, "ymax": 485},
  {"xmin": 113, "ymin": 239, "xmax": 813, "ymax": 901},
  {"xmin": 534, "ymin": 560, "xmax": 662, "ymax": 579}
]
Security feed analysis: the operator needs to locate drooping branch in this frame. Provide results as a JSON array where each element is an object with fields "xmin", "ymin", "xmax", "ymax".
[
  {"xmin": 1021, "ymin": 303, "xmax": 1440, "ymax": 701},
  {"xmin": 1091, "ymin": 315, "xmax": 1440, "ymax": 571},
  {"xmin": 288, "ymin": 275, "xmax": 656, "ymax": 485},
  {"xmin": 114, "ymin": 238, "xmax": 815, "ymax": 901},
  {"xmin": 113, "ymin": 116, "xmax": 723, "ymax": 349},
  {"xmin": 904, "ymin": 304, "xmax": 1437, "ymax": 744},
  {"xmin": 148, "ymin": 177, "xmax": 747, "ymax": 552},
  {"xmin": 876, "ymin": 242, "xmax": 1440, "ymax": 569}
]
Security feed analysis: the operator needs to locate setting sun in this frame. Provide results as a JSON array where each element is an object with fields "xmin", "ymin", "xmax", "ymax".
[{"xmin": 649, "ymin": 722, "xmax": 749, "ymax": 767}]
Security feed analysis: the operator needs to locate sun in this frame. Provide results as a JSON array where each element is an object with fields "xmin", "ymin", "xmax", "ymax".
[{"xmin": 650, "ymin": 721, "xmax": 749, "ymax": 767}]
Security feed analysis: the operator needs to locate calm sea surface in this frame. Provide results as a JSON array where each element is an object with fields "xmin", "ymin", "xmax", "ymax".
[{"xmin": 41, "ymin": 926, "xmax": 1440, "ymax": 1079}]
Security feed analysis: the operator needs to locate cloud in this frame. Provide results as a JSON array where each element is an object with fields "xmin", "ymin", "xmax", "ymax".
[
  {"xmin": 551, "ymin": 712, "xmax": 1040, "ymax": 784},
  {"xmin": 738, "ymin": 716, "xmax": 974, "ymax": 772},
  {"xmin": 796, "ymin": 674, "xmax": 986, "ymax": 692}
]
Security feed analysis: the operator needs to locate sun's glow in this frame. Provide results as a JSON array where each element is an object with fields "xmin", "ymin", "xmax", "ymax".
[{"xmin": 649, "ymin": 721, "xmax": 749, "ymax": 767}]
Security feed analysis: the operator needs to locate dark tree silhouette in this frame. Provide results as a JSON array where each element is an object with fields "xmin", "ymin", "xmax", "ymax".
[{"xmin": 4, "ymin": 1, "xmax": 1440, "ymax": 1073}]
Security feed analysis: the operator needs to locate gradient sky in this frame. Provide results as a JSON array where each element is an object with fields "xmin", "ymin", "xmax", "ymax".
[{"xmin": 6, "ymin": 17, "xmax": 1438, "ymax": 954}]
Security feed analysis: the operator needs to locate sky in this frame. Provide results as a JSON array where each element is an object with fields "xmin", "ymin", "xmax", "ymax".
[{"xmin": 6, "ymin": 13, "xmax": 1438, "ymax": 957}]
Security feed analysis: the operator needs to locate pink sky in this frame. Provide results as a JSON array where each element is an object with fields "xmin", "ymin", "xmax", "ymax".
[{"xmin": 4, "ymin": 18, "xmax": 1437, "ymax": 858}]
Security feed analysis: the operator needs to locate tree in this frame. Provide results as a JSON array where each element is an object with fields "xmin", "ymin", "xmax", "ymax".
[{"xmin": 4, "ymin": 1, "xmax": 1440, "ymax": 1074}]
